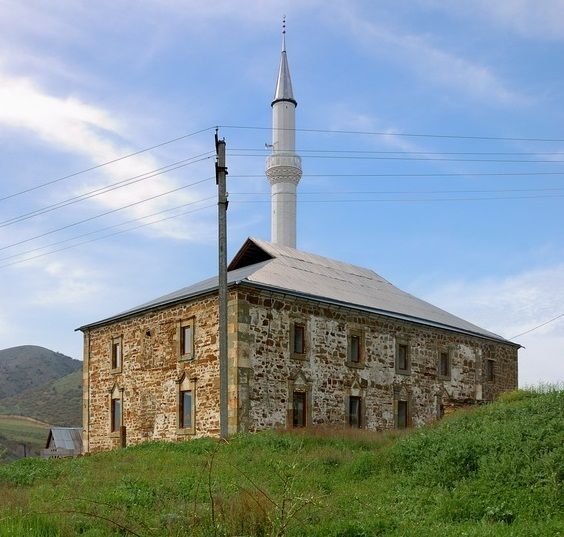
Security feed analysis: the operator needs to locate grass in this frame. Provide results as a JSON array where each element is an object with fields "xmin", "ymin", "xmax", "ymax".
[{"xmin": 0, "ymin": 388, "xmax": 562, "ymax": 536}]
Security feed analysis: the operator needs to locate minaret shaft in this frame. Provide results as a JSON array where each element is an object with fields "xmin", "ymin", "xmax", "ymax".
[{"xmin": 266, "ymin": 40, "xmax": 301, "ymax": 248}]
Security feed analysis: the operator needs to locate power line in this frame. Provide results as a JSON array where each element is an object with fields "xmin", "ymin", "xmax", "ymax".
[
  {"xmin": 0, "ymin": 196, "xmax": 217, "ymax": 263},
  {"xmin": 0, "ymin": 126, "xmax": 216, "ymax": 202},
  {"xmin": 510, "ymin": 313, "xmax": 564, "ymax": 340},
  {"xmin": 220, "ymin": 124, "xmax": 564, "ymax": 143},
  {"xmin": 233, "ymin": 147, "xmax": 564, "ymax": 156},
  {"xmin": 230, "ymin": 172, "xmax": 564, "ymax": 178},
  {"xmin": 230, "ymin": 194, "xmax": 564, "ymax": 203},
  {"xmin": 0, "ymin": 177, "xmax": 214, "ymax": 252},
  {"xmin": 0, "ymin": 204, "xmax": 217, "ymax": 270},
  {"xmin": 0, "ymin": 152, "xmax": 214, "ymax": 228},
  {"xmin": 229, "ymin": 152, "xmax": 564, "ymax": 164},
  {"xmin": 231, "ymin": 187, "xmax": 564, "ymax": 195}
]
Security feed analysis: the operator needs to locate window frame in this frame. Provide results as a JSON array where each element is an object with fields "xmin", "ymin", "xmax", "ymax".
[
  {"xmin": 438, "ymin": 349, "xmax": 451, "ymax": 380},
  {"xmin": 290, "ymin": 321, "xmax": 307, "ymax": 360},
  {"xmin": 110, "ymin": 336, "xmax": 123, "ymax": 373},
  {"xmin": 395, "ymin": 340, "xmax": 411, "ymax": 375},
  {"xmin": 292, "ymin": 391, "xmax": 307, "ymax": 428},
  {"xmin": 485, "ymin": 359, "xmax": 495, "ymax": 382},
  {"xmin": 348, "ymin": 395, "xmax": 362, "ymax": 428},
  {"xmin": 347, "ymin": 330, "xmax": 364, "ymax": 367},
  {"xmin": 179, "ymin": 389, "xmax": 193, "ymax": 430},
  {"xmin": 111, "ymin": 397, "xmax": 122, "ymax": 432},
  {"xmin": 396, "ymin": 399, "xmax": 409, "ymax": 429},
  {"xmin": 176, "ymin": 374, "xmax": 196, "ymax": 435},
  {"xmin": 178, "ymin": 318, "xmax": 195, "ymax": 362}
]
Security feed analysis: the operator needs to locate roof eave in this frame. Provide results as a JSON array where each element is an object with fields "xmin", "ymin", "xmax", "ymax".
[{"xmin": 239, "ymin": 281, "xmax": 521, "ymax": 348}]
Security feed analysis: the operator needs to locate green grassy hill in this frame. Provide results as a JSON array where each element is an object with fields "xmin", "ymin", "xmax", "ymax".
[
  {"xmin": 0, "ymin": 346, "xmax": 82, "ymax": 460},
  {"xmin": 0, "ymin": 345, "xmax": 81, "ymax": 399},
  {"xmin": 0, "ymin": 387, "xmax": 562, "ymax": 536},
  {"xmin": 0, "ymin": 369, "xmax": 82, "ymax": 426}
]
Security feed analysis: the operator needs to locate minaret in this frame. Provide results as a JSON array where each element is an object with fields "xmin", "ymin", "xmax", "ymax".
[{"xmin": 265, "ymin": 19, "xmax": 302, "ymax": 248}]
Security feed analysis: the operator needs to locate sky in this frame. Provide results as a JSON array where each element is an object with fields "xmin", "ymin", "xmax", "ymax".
[{"xmin": 1, "ymin": 0, "xmax": 563, "ymax": 386}]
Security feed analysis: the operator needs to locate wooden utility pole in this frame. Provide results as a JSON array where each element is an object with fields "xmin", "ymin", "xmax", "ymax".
[{"xmin": 215, "ymin": 131, "xmax": 229, "ymax": 439}]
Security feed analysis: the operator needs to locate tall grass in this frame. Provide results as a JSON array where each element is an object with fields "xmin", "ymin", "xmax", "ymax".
[{"xmin": 0, "ymin": 387, "xmax": 562, "ymax": 536}]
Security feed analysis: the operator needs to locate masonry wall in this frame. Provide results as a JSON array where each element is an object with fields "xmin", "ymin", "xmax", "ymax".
[
  {"xmin": 83, "ymin": 285, "xmax": 518, "ymax": 453},
  {"xmin": 83, "ymin": 292, "xmax": 239, "ymax": 453},
  {"xmin": 235, "ymin": 286, "xmax": 518, "ymax": 432}
]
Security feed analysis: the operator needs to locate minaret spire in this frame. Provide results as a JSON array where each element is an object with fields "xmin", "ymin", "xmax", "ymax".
[{"xmin": 266, "ymin": 19, "xmax": 302, "ymax": 248}]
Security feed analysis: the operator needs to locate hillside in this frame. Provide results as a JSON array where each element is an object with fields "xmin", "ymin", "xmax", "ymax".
[
  {"xmin": 0, "ymin": 345, "xmax": 81, "ymax": 399},
  {"xmin": 0, "ymin": 369, "xmax": 82, "ymax": 426},
  {"xmin": 0, "ymin": 387, "xmax": 562, "ymax": 536}
]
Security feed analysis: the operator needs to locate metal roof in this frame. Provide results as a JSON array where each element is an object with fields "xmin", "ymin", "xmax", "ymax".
[
  {"xmin": 46, "ymin": 427, "xmax": 82, "ymax": 452},
  {"xmin": 272, "ymin": 49, "xmax": 296, "ymax": 106},
  {"xmin": 78, "ymin": 237, "xmax": 516, "ymax": 346}
]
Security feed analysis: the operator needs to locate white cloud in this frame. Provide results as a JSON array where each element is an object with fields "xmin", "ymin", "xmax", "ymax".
[
  {"xmin": 425, "ymin": 0, "xmax": 564, "ymax": 41},
  {"xmin": 337, "ymin": 8, "xmax": 525, "ymax": 105},
  {"xmin": 0, "ymin": 69, "xmax": 215, "ymax": 242},
  {"xmin": 416, "ymin": 264, "xmax": 564, "ymax": 386}
]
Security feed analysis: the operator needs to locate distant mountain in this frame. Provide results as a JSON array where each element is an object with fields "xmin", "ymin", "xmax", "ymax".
[
  {"xmin": 0, "ymin": 345, "xmax": 81, "ymax": 400},
  {"xmin": 0, "ymin": 369, "xmax": 82, "ymax": 426}
]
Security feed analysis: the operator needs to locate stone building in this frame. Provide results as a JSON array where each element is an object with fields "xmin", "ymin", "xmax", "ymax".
[{"xmin": 78, "ymin": 32, "xmax": 519, "ymax": 453}]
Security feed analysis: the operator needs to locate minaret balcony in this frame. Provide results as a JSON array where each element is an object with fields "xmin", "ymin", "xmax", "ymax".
[{"xmin": 266, "ymin": 154, "xmax": 302, "ymax": 171}]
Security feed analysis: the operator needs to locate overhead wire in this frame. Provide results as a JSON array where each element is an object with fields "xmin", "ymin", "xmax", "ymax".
[
  {"xmin": 0, "ymin": 195, "xmax": 217, "ymax": 264},
  {"xmin": 0, "ymin": 152, "xmax": 215, "ymax": 228},
  {"xmin": 228, "ymin": 152, "xmax": 564, "ymax": 164},
  {"xmin": 510, "ymin": 313, "xmax": 564, "ymax": 340},
  {"xmin": 0, "ymin": 126, "xmax": 216, "ymax": 202},
  {"xmin": 0, "ymin": 203, "xmax": 217, "ymax": 270},
  {"xmin": 230, "ymin": 172, "xmax": 564, "ymax": 178},
  {"xmin": 220, "ymin": 124, "xmax": 564, "ymax": 143},
  {"xmin": 0, "ymin": 177, "xmax": 215, "ymax": 252}
]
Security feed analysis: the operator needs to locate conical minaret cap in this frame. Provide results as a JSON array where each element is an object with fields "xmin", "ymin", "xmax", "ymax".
[{"xmin": 272, "ymin": 45, "xmax": 297, "ymax": 106}]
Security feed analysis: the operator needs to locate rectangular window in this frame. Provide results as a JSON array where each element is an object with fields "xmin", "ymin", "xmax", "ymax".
[
  {"xmin": 485, "ymin": 359, "xmax": 495, "ymax": 381},
  {"xmin": 111, "ymin": 398, "xmax": 121, "ymax": 432},
  {"xmin": 179, "ymin": 320, "xmax": 195, "ymax": 360},
  {"xmin": 439, "ymin": 351, "xmax": 450, "ymax": 378},
  {"xmin": 348, "ymin": 396, "xmax": 362, "ymax": 428},
  {"xmin": 396, "ymin": 343, "xmax": 409, "ymax": 373},
  {"xmin": 293, "ymin": 324, "xmax": 305, "ymax": 355},
  {"xmin": 349, "ymin": 334, "xmax": 361, "ymax": 364},
  {"xmin": 181, "ymin": 325, "xmax": 193, "ymax": 357},
  {"xmin": 111, "ymin": 339, "xmax": 122, "ymax": 370},
  {"xmin": 292, "ymin": 391, "xmax": 306, "ymax": 427},
  {"xmin": 397, "ymin": 400, "xmax": 408, "ymax": 429},
  {"xmin": 179, "ymin": 390, "xmax": 193, "ymax": 429}
]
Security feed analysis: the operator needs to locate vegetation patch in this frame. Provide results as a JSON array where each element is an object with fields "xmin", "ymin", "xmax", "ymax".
[{"xmin": 0, "ymin": 388, "xmax": 562, "ymax": 536}]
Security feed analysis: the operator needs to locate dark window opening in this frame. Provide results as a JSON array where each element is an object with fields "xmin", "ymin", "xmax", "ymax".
[
  {"xmin": 181, "ymin": 325, "xmax": 193, "ymax": 356},
  {"xmin": 293, "ymin": 324, "xmax": 305, "ymax": 355},
  {"xmin": 397, "ymin": 344, "xmax": 408, "ymax": 371},
  {"xmin": 439, "ymin": 351, "xmax": 450, "ymax": 377},
  {"xmin": 292, "ymin": 391, "xmax": 306, "ymax": 427},
  {"xmin": 397, "ymin": 400, "xmax": 408, "ymax": 429},
  {"xmin": 111, "ymin": 341, "xmax": 122, "ymax": 369},
  {"xmin": 180, "ymin": 390, "xmax": 193, "ymax": 429},
  {"xmin": 349, "ymin": 335, "xmax": 361, "ymax": 363},
  {"xmin": 348, "ymin": 396, "xmax": 362, "ymax": 428},
  {"xmin": 485, "ymin": 359, "xmax": 495, "ymax": 381},
  {"xmin": 111, "ymin": 398, "xmax": 121, "ymax": 432}
]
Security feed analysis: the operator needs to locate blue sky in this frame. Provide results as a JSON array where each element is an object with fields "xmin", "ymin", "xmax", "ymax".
[{"xmin": 1, "ymin": 0, "xmax": 563, "ymax": 386}]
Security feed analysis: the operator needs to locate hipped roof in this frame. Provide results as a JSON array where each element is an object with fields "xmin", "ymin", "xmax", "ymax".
[{"xmin": 78, "ymin": 237, "xmax": 517, "ymax": 347}]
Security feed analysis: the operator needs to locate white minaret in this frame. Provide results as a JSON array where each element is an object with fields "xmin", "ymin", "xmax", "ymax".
[{"xmin": 265, "ymin": 21, "xmax": 302, "ymax": 248}]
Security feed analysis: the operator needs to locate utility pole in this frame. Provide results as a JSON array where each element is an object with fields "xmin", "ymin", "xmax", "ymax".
[{"xmin": 215, "ymin": 131, "xmax": 229, "ymax": 440}]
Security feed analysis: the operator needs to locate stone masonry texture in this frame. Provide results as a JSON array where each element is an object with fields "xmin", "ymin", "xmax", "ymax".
[{"xmin": 83, "ymin": 285, "xmax": 518, "ymax": 452}]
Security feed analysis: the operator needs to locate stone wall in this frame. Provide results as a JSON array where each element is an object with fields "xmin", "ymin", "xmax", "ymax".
[
  {"xmin": 83, "ymin": 292, "xmax": 239, "ymax": 453},
  {"xmin": 83, "ymin": 285, "xmax": 518, "ymax": 453},
  {"xmin": 235, "ymin": 286, "xmax": 518, "ymax": 432}
]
